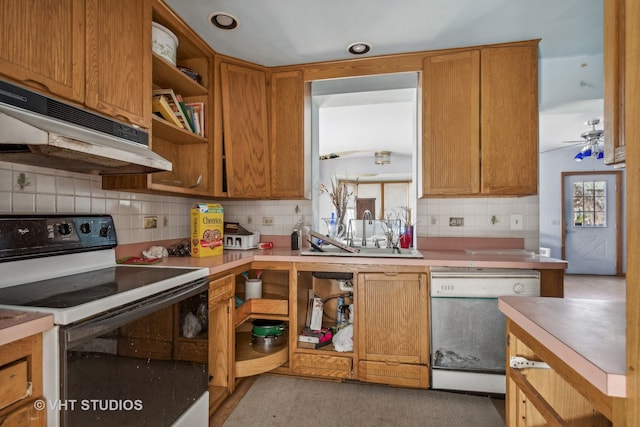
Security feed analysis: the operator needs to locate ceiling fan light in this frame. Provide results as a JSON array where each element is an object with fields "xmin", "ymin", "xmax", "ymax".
[
  {"xmin": 374, "ymin": 151, "xmax": 391, "ymax": 165},
  {"xmin": 597, "ymin": 151, "xmax": 604, "ymax": 159},
  {"xmin": 574, "ymin": 152, "xmax": 583, "ymax": 161}
]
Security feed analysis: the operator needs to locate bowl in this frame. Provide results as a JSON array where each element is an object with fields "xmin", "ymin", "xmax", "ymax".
[{"xmin": 152, "ymin": 22, "xmax": 178, "ymax": 65}]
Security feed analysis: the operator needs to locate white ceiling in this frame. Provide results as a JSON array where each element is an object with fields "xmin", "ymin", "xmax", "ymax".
[{"xmin": 163, "ymin": 0, "xmax": 604, "ymax": 155}]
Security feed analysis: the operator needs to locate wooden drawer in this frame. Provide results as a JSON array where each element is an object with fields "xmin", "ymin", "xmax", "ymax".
[
  {"xmin": 358, "ymin": 360, "xmax": 429, "ymax": 388},
  {"xmin": 292, "ymin": 353, "xmax": 353, "ymax": 379},
  {"xmin": 209, "ymin": 276, "xmax": 234, "ymax": 305},
  {"xmin": 0, "ymin": 360, "xmax": 30, "ymax": 410},
  {"xmin": 0, "ymin": 399, "xmax": 45, "ymax": 427}
]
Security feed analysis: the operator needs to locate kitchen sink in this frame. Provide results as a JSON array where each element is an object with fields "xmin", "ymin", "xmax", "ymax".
[{"xmin": 300, "ymin": 246, "xmax": 424, "ymax": 259}]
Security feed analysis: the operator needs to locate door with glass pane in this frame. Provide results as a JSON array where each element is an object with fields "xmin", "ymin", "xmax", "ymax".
[{"xmin": 562, "ymin": 172, "xmax": 621, "ymax": 275}]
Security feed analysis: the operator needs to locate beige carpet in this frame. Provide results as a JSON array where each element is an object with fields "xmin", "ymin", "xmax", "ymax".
[{"xmin": 222, "ymin": 375, "xmax": 504, "ymax": 427}]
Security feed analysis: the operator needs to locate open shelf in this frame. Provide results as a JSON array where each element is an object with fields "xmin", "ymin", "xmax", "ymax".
[{"xmin": 234, "ymin": 330, "xmax": 288, "ymax": 377}]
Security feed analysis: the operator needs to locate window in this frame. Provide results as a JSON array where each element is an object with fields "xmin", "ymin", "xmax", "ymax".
[{"xmin": 572, "ymin": 180, "xmax": 606, "ymax": 227}]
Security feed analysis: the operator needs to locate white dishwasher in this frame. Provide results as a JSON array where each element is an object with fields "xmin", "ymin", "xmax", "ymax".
[{"xmin": 429, "ymin": 267, "xmax": 540, "ymax": 394}]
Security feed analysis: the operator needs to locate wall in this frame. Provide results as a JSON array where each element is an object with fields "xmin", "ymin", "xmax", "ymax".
[
  {"xmin": 538, "ymin": 147, "xmax": 626, "ymax": 270},
  {"xmin": 0, "ymin": 161, "xmax": 195, "ymax": 245},
  {"xmin": 1, "ymin": 159, "xmax": 540, "ymax": 251}
]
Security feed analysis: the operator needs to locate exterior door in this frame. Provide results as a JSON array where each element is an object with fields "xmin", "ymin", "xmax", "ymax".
[{"xmin": 562, "ymin": 172, "xmax": 622, "ymax": 275}]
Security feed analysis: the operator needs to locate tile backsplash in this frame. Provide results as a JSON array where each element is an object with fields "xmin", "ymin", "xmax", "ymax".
[{"xmin": 0, "ymin": 162, "xmax": 539, "ymax": 250}]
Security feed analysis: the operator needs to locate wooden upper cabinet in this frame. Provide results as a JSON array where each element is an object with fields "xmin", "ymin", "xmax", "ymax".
[
  {"xmin": 603, "ymin": 0, "xmax": 625, "ymax": 165},
  {"xmin": 0, "ymin": 0, "xmax": 85, "ymax": 103},
  {"xmin": 270, "ymin": 70, "xmax": 305, "ymax": 198},
  {"xmin": 480, "ymin": 45, "xmax": 538, "ymax": 195},
  {"xmin": 85, "ymin": 0, "xmax": 151, "ymax": 128},
  {"xmin": 422, "ymin": 51, "xmax": 480, "ymax": 196},
  {"xmin": 220, "ymin": 62, "xmax": 271, "ymax": 198}
]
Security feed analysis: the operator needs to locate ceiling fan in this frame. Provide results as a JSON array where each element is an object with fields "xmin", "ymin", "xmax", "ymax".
[{"xmin": 562, "ymin": 118, "xmax": 605, "ymax": 161}]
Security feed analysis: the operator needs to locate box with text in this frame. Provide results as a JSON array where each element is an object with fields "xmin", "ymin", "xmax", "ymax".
[{"xmin": 190, "ymin": 203, "xmax": 224, "ymax": 257}]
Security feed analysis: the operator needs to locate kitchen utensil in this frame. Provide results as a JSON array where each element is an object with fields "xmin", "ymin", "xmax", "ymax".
[
  {"xmin": 245, "ymin": 278, "xmax": 262, "ymax": 300},
  {"xmin": 251, "ymin": 332, "xmax": 285, "ymax": 353},
  {"xmin": 189, "ymin": 175, "xmax": 203, "ymax": 188},
  {"xmin": 308, "ymin": 230, "xmax": 359, "ymax": 253},
  {"xmin": 252, "ymin": 319, "xmax": 285, "ymax": 336}
]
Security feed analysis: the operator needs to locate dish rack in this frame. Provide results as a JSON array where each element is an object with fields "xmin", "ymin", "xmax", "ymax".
[{"xmin": 224, "ymin": 232, "xmax": 260, "ymax": 250}]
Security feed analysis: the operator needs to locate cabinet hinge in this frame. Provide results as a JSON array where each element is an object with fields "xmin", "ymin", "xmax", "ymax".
[{"xmin": 510, "ymin": 356, "xmax": 550, "ymax": 370}]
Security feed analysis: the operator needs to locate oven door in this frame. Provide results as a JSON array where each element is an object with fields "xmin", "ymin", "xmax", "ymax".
[{"xmin": 59, "ymin": 278, "xmax": 209, "ymax": 427}]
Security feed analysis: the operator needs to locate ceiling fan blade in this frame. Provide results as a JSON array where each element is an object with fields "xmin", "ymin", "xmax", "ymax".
[
  {"xmin": 319, "ymin": 150, "xmax": 368, "ymax": 159},
  {"xmin": 561, "ymin": 140, "xmax": 585, "ymax": 144}
]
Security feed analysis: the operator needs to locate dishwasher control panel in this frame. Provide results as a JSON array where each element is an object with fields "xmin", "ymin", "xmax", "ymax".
[{"xmin": 429, "ymin": 267, "xmax": 540, "ymax": 297}]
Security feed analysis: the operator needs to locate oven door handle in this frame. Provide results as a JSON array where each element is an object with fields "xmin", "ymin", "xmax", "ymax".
[{"xmin": 62, "ymin": 278, "xmax": 208, "ymax": 347}]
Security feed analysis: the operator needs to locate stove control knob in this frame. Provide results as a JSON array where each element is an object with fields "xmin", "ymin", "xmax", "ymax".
[
  {"xmin": 58, "ymin": 223, "xmax": 71, "ymax": 235},
  {"xmin": 80, "ymin": 223, "xmax": 92, "ymax": 234},
  {"xmin": 99, "ymin": 226, "xmax": 110, "ymax": 237}
]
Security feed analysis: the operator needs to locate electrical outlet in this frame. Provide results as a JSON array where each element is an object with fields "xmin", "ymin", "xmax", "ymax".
[
  {"xmin": 449, "ymin": 217, "xmax": 464, "ymax": 227},
  {"xmin": 510, "ymin": 214, "xmax": 523, "ymax": 230},
  {"xmin": 143, "ymin": 216, "xmax": 158, "ymax": 229},
  {"xmin": 263, "ymin": 216, "xmax": 274, "ymax": 226}
]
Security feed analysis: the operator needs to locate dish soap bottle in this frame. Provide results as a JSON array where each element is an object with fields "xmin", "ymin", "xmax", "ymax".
[{"xmin": 328, "ymin": 212, "xmax": 337, "ymax": 239}]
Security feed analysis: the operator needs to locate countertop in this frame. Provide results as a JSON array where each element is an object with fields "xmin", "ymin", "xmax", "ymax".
[
  {"xmin": 499, "ymin": 296, "xmax": 625, "ymax": 397},
  {"xmin": 155, "ymin": 248, "xmax": 567, "ymax": 275},
  {"xmin": 0, "ymin": 309, "xmax": 54, "ymax": 347}
]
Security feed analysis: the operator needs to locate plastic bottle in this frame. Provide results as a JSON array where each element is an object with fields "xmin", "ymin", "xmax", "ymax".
[
  {"xmin": 328, "ymin": 212, "xmax": 337, "ymax": 239},
  {"xmin": 337, "ymin": 296, "xmax": 344, "ymax": 328}
]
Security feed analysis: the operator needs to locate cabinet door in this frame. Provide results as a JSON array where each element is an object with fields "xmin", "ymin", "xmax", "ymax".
[
  {"xmin": 357, "ymin": 272, "xmax": 428, "ymax": 364},
  {"xmin": 480, "ymin": 45, "xmax": 538, "ymax": 195},
  {"xmin": 85, "ymin": 0, "xmax": 151, "ymax": 128},
  {"xmin": 209, "ymin": 275, "xmax": 234, "ymax": 398},
  {"xmin": 603, "ymin": 0, "xmax": 625, "ymax": 165},
  {"xmin": 0, "ymin": 0, "xmax": 85, "ymax": 103},
  {"xmin": 422, "ymin": 51, "xmax": 480, "ymax": 196},
  {"xmin": 270, "ymin": 70, "xmax": 305, "ymax": 198},
  {"xmin": 0, "ymin": 400, "xmax": 46, "ymax": 427},
  {"xmin": 220, "ymin": 62, "xmax": 271, "ymax": 198}
]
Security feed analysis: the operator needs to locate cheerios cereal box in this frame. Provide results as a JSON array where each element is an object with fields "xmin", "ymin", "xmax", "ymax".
[{"xmin": 190, "ymin": 203, "xmax": 224, "ymax": 257}]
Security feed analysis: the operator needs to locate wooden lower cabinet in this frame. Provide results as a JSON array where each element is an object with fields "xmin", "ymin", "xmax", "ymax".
[
  {"xmin": 356, "ymin": 272, "xmax": 429, "ymax": 388},
  {"xmin": 292, "ymin": 353, "xmax": 353, "ymax": 379},
  {"xmin": 358, "ymin": 360, "xmax": 429, "ymax": 388},
  {"xmin": 506, "ymin": 319, "xmax": 619, "ymax": 426},
  {"xmin": 209, "ymin": 274, "xmax": 234, "ymax": 414},
  {"xmin": 0, "ymin": 334, "xmax": 46, "ymax": 427}
]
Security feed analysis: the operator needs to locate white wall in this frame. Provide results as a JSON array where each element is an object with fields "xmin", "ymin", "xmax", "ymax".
[{"xmin": 538, "ymin": 147, "xmax": 626, "ymax": 270}]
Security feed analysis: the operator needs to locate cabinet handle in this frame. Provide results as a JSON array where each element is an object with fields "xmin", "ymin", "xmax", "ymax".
[
  {"xmin": 22, "ymin": 79, "xmax": 52, "ymax": 93},
  {"xmin": 382, "ymin": 272, "xmax": 398, "ymax": 277},
  {"xmin": 510, "ymin": 356, "xmax": 550, "ymax": 370}
]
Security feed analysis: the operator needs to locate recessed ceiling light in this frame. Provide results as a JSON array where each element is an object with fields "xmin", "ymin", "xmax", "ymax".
[
  {"xmin": 209, "ymin": 12, "xmax": 238, "ymax": 30},
  {"xmin": 346, "ymin": 42, "xmax": 371, "ymax": 55}
]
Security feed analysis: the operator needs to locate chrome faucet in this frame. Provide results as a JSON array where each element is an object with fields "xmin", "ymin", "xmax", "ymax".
[{"xmin": 361, "ymin": 210, "xmax": 372, "ymax": 246}]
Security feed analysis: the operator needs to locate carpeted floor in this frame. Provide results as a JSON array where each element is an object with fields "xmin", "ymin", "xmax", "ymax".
[{"xmin": 222, "ymin": 375, "xmax": 504, "ymax": 427}]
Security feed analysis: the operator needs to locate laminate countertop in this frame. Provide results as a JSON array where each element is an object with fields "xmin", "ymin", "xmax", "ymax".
[
  {"xmin": 155, "ymin": 248, "xmax": 568, "ymax": 276},
  {"xmin": 499, "ymin": 296, "xmax": 626, "ymax": 397},
  {"xmin": 0, "ymin": 309, "xmax": 53, "ymax": 347}
]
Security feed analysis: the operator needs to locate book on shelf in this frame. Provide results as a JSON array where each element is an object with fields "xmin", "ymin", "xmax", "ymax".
[
  {"xmin": 152, "ymin": 95, "xmax": 183, "ymax": 128},
  {"xmin": 152, "ymin": 89, "xmax": 190, "ymax": 131},
  {"xmin": 175, "ymin": 94, "xmax": 196, "ymax": 133},
  {"xmin": 185, "ymin": 102, "xmax": 205, "ymax": 137}
]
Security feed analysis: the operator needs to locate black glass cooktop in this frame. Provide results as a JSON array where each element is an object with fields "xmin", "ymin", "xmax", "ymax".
[{"xmin": 0, "ymin": 266, "xmax": 200, "ymax": 308}]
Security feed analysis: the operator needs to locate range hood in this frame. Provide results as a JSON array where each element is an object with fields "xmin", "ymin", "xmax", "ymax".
[{"xmin": 0, "ymin": 80, "xmax": 172, "ymax": 175}]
